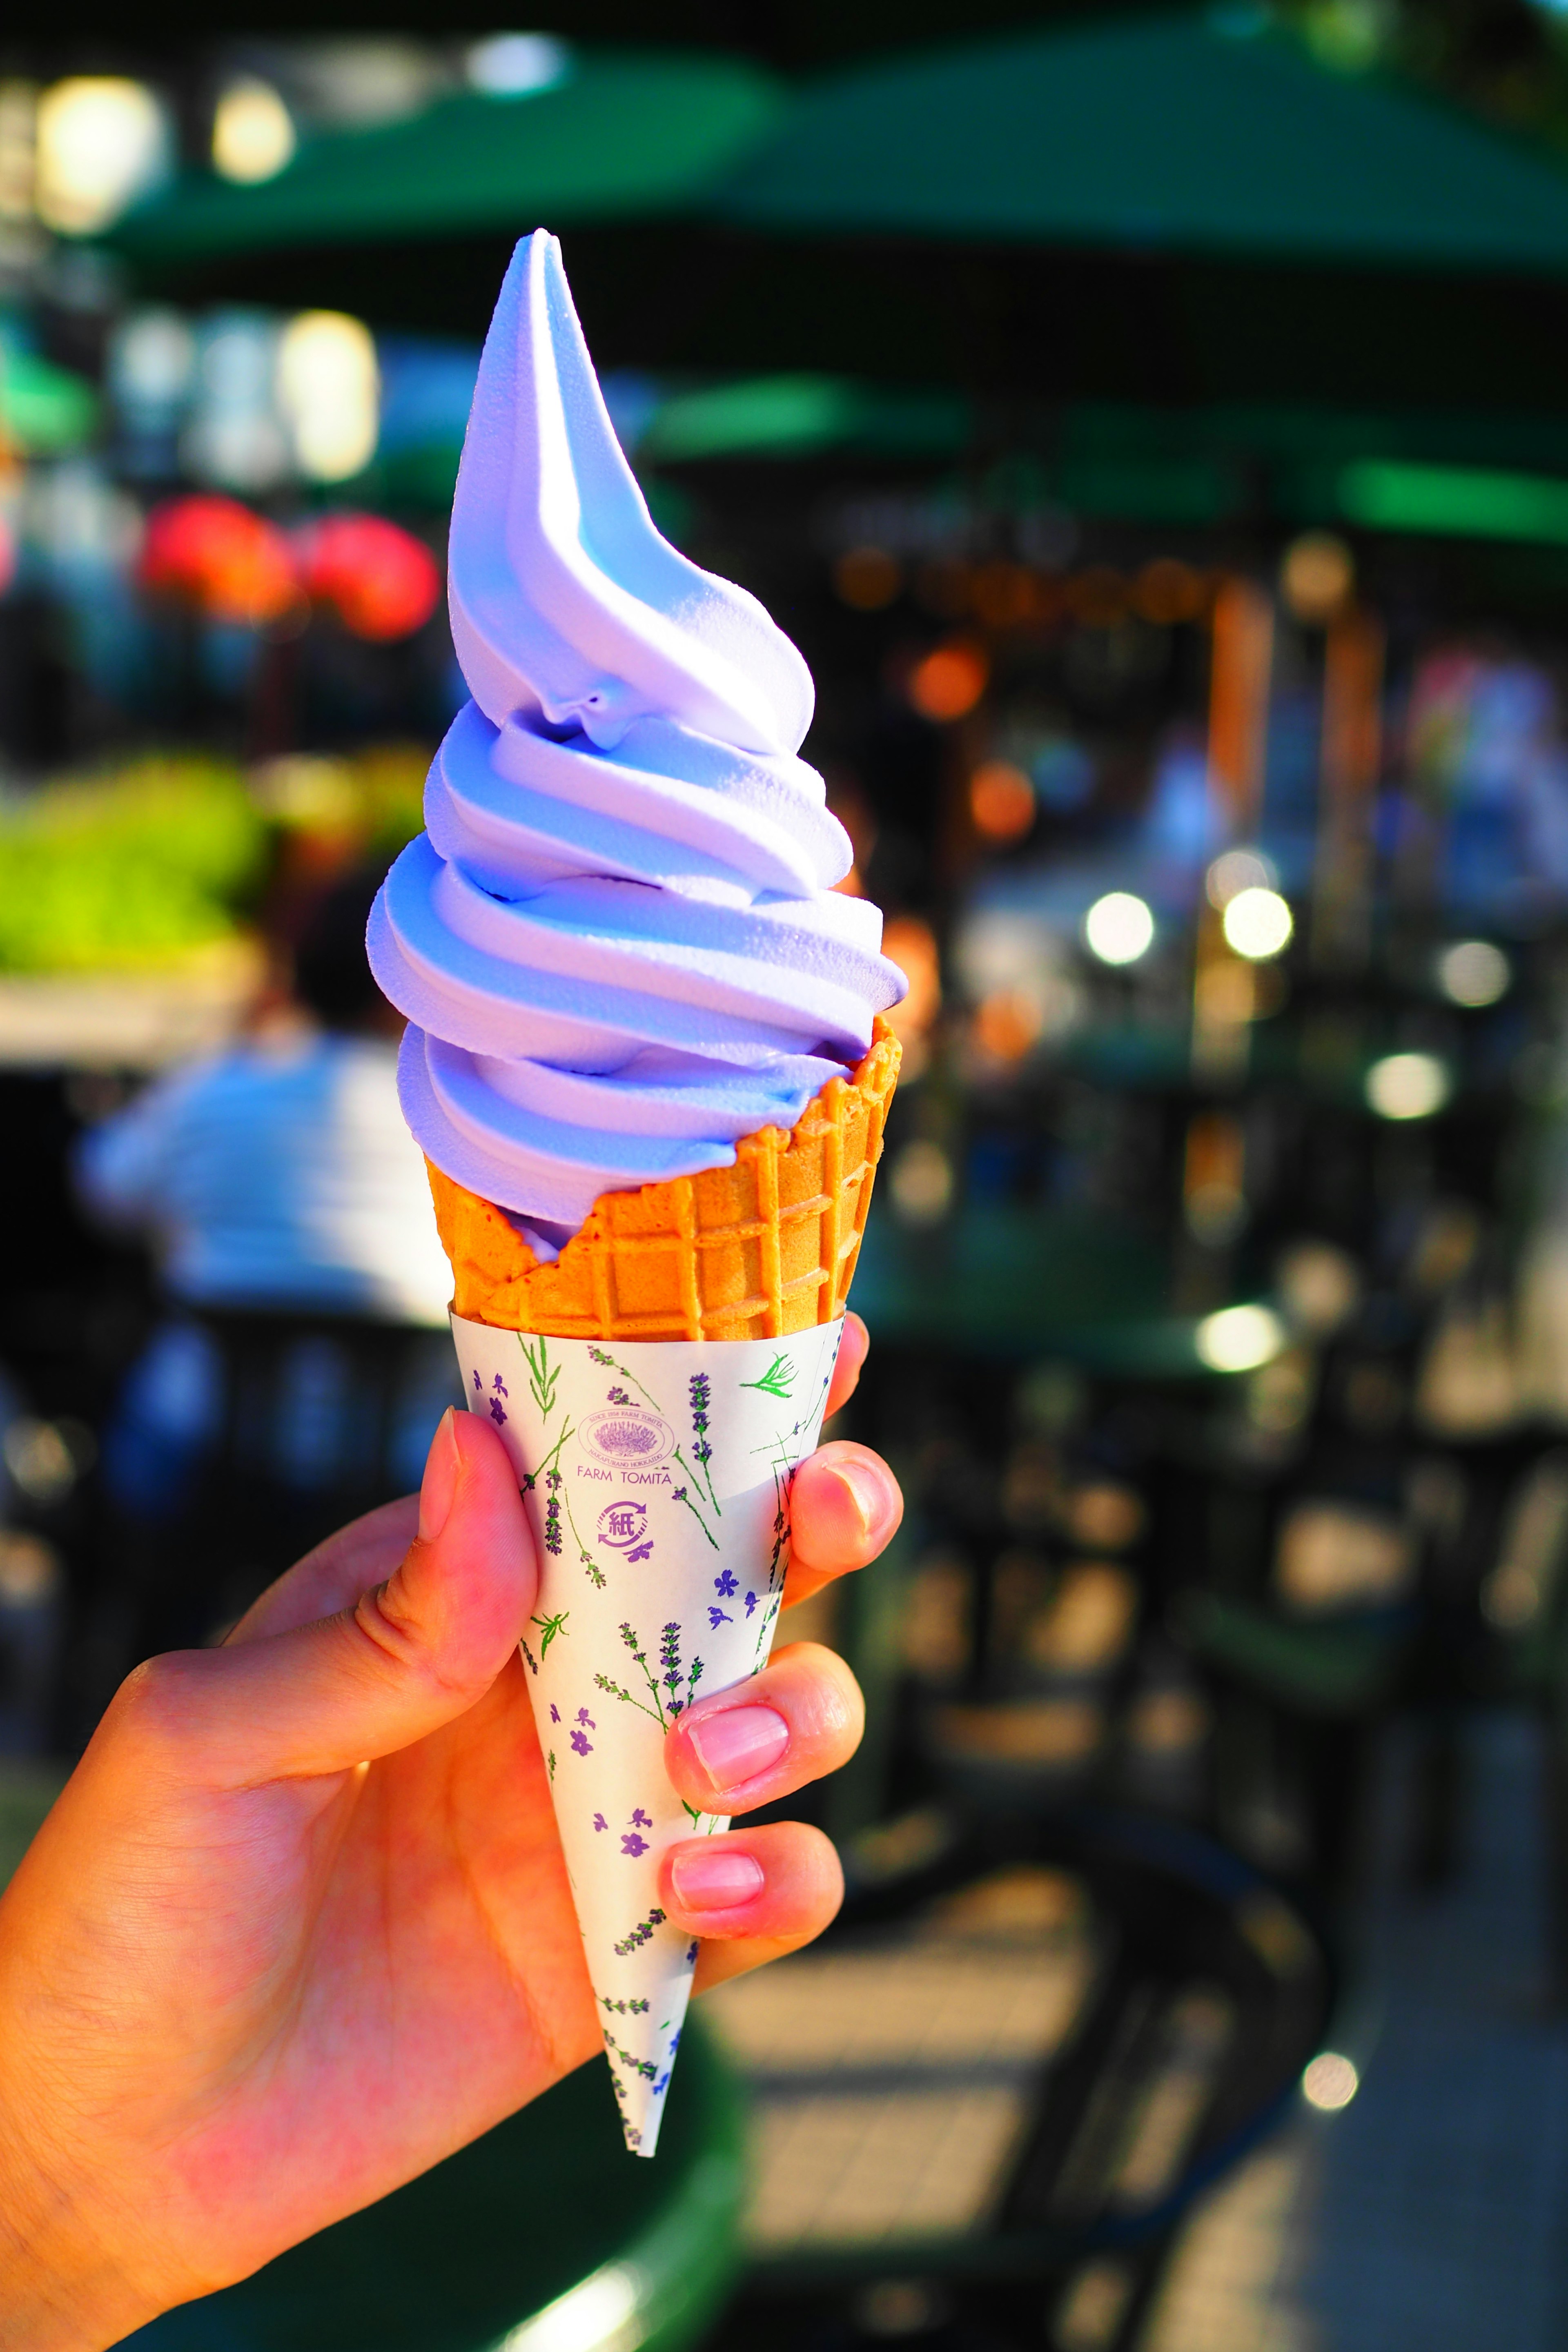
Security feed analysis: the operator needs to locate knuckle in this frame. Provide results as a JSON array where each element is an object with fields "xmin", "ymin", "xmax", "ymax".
[{"xmin": 102, "ymin": 1650, "xmax": 208, "ymax": 1763}]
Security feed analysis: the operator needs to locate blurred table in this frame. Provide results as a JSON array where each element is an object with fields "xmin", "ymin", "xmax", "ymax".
[
  {"xmin": 0, "ymin": 947, "xmax": 259, "ymax": 1072},
  {"xmin": 853, "ymin": 1204, "xmax": 1223, "ymax": 1374}
]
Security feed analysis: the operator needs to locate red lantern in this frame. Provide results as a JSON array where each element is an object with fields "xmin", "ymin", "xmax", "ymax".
[{"xmin": 295, "ymin": 512, "xmax": 440, "ymax": 643}]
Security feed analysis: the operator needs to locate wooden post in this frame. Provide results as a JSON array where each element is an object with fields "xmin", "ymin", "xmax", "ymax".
[
  {"xmin": 1194, "ymin": 579, "xmax": 1274, "ymax": 1082},
  {"xmin": 1311, "ymin": 607, "xmax": 1385, "ymax": 973}
]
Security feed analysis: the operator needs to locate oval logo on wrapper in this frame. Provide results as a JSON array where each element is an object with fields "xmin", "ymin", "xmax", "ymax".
[{"xmin": 581, "ymin": 1408, "xmax": 675, "ymax": 1467}]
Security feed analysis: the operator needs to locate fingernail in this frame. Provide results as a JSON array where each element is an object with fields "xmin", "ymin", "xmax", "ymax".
[
  {"xmin": 828, "ymin": 1457, "xmax": 887, "ymax": 1543},
  {"xmin": 670, "ymin": 1846, "xmax": 765, "ymax": 1912},
  {"xmin": 686, "ymin": 1704, "xmax": 790, "ymax": 1792},
  {"xmin": 419, "ymin": 1409, "xmax": 459, "ymax": 1543}
]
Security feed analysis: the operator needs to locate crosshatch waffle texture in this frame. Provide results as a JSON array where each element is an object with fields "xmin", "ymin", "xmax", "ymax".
[{"xmin": 426, "ymin": 1018, "xmax": 900, "ymax": 1340}]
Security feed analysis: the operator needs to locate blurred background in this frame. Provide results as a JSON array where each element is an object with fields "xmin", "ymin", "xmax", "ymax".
[{"xmin": 5, "ymin": 0, "xmax": 1568, "ymax": 2344}]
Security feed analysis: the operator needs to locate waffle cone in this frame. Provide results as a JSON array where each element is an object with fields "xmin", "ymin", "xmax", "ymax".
[{"xmin": 427, "ymin": 1018, "xmax": 900, "ymax": 1342}]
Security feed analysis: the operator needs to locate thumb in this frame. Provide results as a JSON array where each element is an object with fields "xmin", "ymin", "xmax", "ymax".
[{"xmin": 180, "ymin": 1409, "xmax": 538, "ymax": 1784}]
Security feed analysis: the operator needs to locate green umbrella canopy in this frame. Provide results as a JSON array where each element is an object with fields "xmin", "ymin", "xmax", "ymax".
[
  {"xmin": 113, "ymin": 49, "xmax": 784, "ymax": 264},
  {"xmin": 713, "ymin": 9, "xmax": 1568, "ymax": 274}
]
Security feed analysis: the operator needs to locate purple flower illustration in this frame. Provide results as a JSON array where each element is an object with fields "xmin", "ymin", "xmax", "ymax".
[
  {"xmin": 626, "ymin": 1541, "xmax": 654, "ymax": 1563},
  {"xmin": 745, "ymin": 1591, "xmax": 758, "ymax": 1617},
  {"xmin": 577, "ymin": 1707, "xmax": 596, "ymax": 1728},
  {"xmin": 570, "ymin": 1729, "xmax": 592, "ymax": 1755},
  {"xmin": 492, "ymin": 1373, "xmax": 508, "ymax": 1396},
  {"xmin": 606, "ymin": 1385, "xmax": 631, "ymax": 1405},
  {"xmin": 621, "ymin": 1832, "xmax": 649, "ymax": 1858},
  {"xmin": 630, "ymin": 1808, "xmax": 653, "ymax": 1828},
  {"xmin": 593, "ymin": 1813, "xmax": 608, "ymax": 1832},
  {"xmin": 488, "ymin": 1395, "xmax": 507, "ymax": 1426},
  {"xmin": 714, "ymin": 1569, "xmax": 738, "ymax": 1598},
  {"xmin": 708, "ymin": 1607, "xmax": 733, "ymax": 1628},
  {"xmin": 549, "ymin": 1703, "xmax": 561, "ymax": 1724},
  {"xmin": 472, "ymin": 1370, "xmax": 482, "ymax": 1393}
]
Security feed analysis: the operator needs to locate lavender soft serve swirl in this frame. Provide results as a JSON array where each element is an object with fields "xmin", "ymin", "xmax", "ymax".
[{"xmin": 369, "ymin": 231, "xmax": 904, "ymax": 1250}]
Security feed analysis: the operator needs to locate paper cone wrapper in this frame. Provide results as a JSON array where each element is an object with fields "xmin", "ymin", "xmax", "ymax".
[{"xmin": 452, "ymin": 1310, "xmax": 844, "ymax": 2154}]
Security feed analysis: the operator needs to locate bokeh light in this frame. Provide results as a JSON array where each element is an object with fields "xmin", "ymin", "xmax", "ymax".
[
  {"xmin": 1437, "ymin": 939, "xmax": 1510, "ymax": 1008},
  {"xmin": 1365, "ymin": 1052, "xmax": 1451, "ymax": 1120},
  {"xmin": 1222, "ymin": 887, "xmax": 1294, "ymax": 960},
  {"xmin": 889, "ymin": 1139, "xmax": 954, "ymax": 1225},
  {"xmin": 1196, "ymin": 1303, "xmax": 1287, "ymax": 1373},
  {"xmin": 139, "ymin": 495, "xmax": 299, "ymax": 626},
  {"xmin": 969, "ymin": 761, "xmax": 1036, "ymax": 843},
  {"xmin": 296, "ymin": 513, "xmax": 440, "ymax": 641},
  {"xmin": 1206, "ymin": 847, "xmax": 1275, "ymax": 908},
  {"xmin": 212, "ymin": 79, "xmax": 296, "ymax": 183},
  {"xmin": 466, "ymin": 34, "xmax": 573, "ymax": 94},
  {"xmin": 834, "ymin": 546, "xmax": 900, "ymax": 610},
  {"xmin": 1084, "ymin": 892, "xmax": 1155, "ymax": 965},
  {"xmin": 907, "ymin": 640, "xmax": 989, "ymax": 722},
  {"xmin": 1302, "ymin": 2052, "xmax": 1360, "ymax": 2111},
  {"xmin": 1281, "ymin": 531, "xmax": 1355, "ymax": 624},
  {"xmin": 36, "ymin": 77, "xmax": 168, "ymax": 233},
  {"xmin": 276, "ymin": 312, "xmax": 379, "ymax": 483}
]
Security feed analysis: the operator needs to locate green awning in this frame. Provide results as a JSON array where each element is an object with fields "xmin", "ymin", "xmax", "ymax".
[
  {"xmin": 713, "ymin": 11, "xmax": 1568, "ymax": 274},
  {"xmin": 114, "ymin": 50, "xmax": 783, "ymax": 263}
]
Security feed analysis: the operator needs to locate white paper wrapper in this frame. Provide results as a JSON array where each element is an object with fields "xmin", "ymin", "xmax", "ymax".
[{"xmin": 451, "ymin": 1312, "xmax": 844, "ymax": 2155}]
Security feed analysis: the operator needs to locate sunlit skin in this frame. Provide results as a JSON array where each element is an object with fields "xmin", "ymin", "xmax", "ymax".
[{"xmin": 0, "ymin": 1314, "xmax": 901, "ymax": 2352}]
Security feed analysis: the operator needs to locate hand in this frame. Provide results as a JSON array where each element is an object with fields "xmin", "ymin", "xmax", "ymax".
[{"xmin": 0, "ymin": 1314, "xmax": 901, "ymax": 2352}]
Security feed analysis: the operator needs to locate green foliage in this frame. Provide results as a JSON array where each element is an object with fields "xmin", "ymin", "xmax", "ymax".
[{"xmin": 0, "ymin": 757, "xmax": 266, "ymax": 973}]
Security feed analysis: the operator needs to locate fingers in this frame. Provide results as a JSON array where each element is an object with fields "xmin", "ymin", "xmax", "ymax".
[
  {"xmin": 225, "ymin": 1493, "xmax": 420, "ymax": 1646},
  {"xmin": 664, "ymin": 1640, "xmax": 864, "ymax": 1817},
  {"xmin": 662, "ymin": 1822, "xmax": 845, "ymax": 1995},
  {"xmin": 823, "ymin": 1311, "xmax": 870, "ymax": 1422},
  {"xmin": 783, "ymin": 1440, "xmax": 902, "ymax": 1608},
  {"xmin": 145, "ymin": 1410, "xmax": 538, "ymax": 1784}
]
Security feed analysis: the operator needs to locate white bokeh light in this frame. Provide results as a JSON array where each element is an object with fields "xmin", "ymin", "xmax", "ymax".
[
  {"xmin": 1437, "ymin": 939, "xmax": 1510, "ymax": 1009},
  {"xmin": 467, "ymin": 34, "xmax": 573, "ymax": 95},
  {"xmin": 1196, "ymin": 1303, "xmax": 1286, "ymax": 1373},
  {"xmin": 212, "ymin": 78, "xmax": 296, "ymax": 184},
  {"xmin": 1222, "ymin": 886, "xmax": 1293, "ymax": 961},
  {"xmin": 1365, "ymin": 1052, "xmax": 1450, "ymax": 1121},
  {"xmin": 1085, "ymin": 892, "xmax": 1155, "ymax": 966},
  {"xmin": 1302, "ymin": 2052, "xmax": 1360, "ymax": 2111},
  {"xmin": 276, "ymin": 311, "xmax": 379, "ymax": 482},
  {"xmin": 36, "ymin": 78, "xmax": 169, "ymax": 233}
]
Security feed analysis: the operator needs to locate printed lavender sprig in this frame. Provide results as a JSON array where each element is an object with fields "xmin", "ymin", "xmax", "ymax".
[
  {"xmin": 595, "ymin": 1621, "xmax": 710, "ymax": 1826},
  {"xmin": 521, "ymin": 1421, "xmax": 606, "ymax": 1588},
  {"xmin": 613, "ymin": 1904, "xmax": 667, "ymax": 1958}
]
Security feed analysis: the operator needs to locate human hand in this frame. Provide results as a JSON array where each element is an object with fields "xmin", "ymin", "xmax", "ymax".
[{"xmin": 0, "ymin": 1314, "xmax": 900, "ymax": 2352}]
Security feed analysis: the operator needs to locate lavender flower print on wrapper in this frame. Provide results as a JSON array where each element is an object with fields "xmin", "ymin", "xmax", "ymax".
[{"xmin": 449, "ymin": 1315, "xmax": 846, "ymax": 2156}]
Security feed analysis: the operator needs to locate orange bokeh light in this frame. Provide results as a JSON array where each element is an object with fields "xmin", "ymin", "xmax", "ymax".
[
  {"xmin": 908, "ymin": 638, "xmax": 989, "ymax": 722},
  {"xmin": 974, "ymin": 988, "xmax": 1043, "ymax": 1061},
  {"xmin": 834, "ymin": 545, "xmax": 901, "ymax": 610},
  {"xmin": 969, "ymin": 760, "xmax": 1036, "ymax": 843},
  {"xmin": 1132, "ymin": 558, "xmax": 1207, "ymax": 626}
]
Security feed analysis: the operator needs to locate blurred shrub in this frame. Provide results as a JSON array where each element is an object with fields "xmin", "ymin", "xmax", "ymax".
[
  {"xmin": 0, "ymin": 746, "xmax": 430, "ymax": 974},
  {"xmin": 0, "ymin": 758, "xmax": 265, "ymax": 973}
]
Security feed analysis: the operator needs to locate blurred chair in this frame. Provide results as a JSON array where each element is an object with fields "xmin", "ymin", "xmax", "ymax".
[{"xmin": 706, "ymin": 1805, "xmax": 1332, "ymax": 2352}]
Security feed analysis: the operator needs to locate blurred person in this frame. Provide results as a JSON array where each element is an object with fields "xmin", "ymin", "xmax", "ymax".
[
  {"xmin": 74, "ymin": 866, "xmax": 454, "ymax": 1520},
  {"xmin": 0, "ymin": 1335, "xmax": 903, "ymax": 2348}
]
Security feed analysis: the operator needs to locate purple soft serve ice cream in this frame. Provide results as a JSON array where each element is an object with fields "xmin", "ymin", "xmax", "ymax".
[{"xmin": 368, "ymin": 230, "xmax": 904, "ymax": 1251}]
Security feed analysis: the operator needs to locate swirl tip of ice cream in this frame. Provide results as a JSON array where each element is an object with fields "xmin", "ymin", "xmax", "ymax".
[{"xmin": 370, "ymin": 230, "xmax": 906, "ymax": 1241}]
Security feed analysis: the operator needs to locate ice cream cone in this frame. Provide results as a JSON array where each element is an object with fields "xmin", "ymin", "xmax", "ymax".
[
  {"xmin": 428, "ymin": 1018, "xmax": 900, "ymax": 1343},
  {"xmin": 441, "ymin": 1021, "xmax": 898, "ymax": 2153}
]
